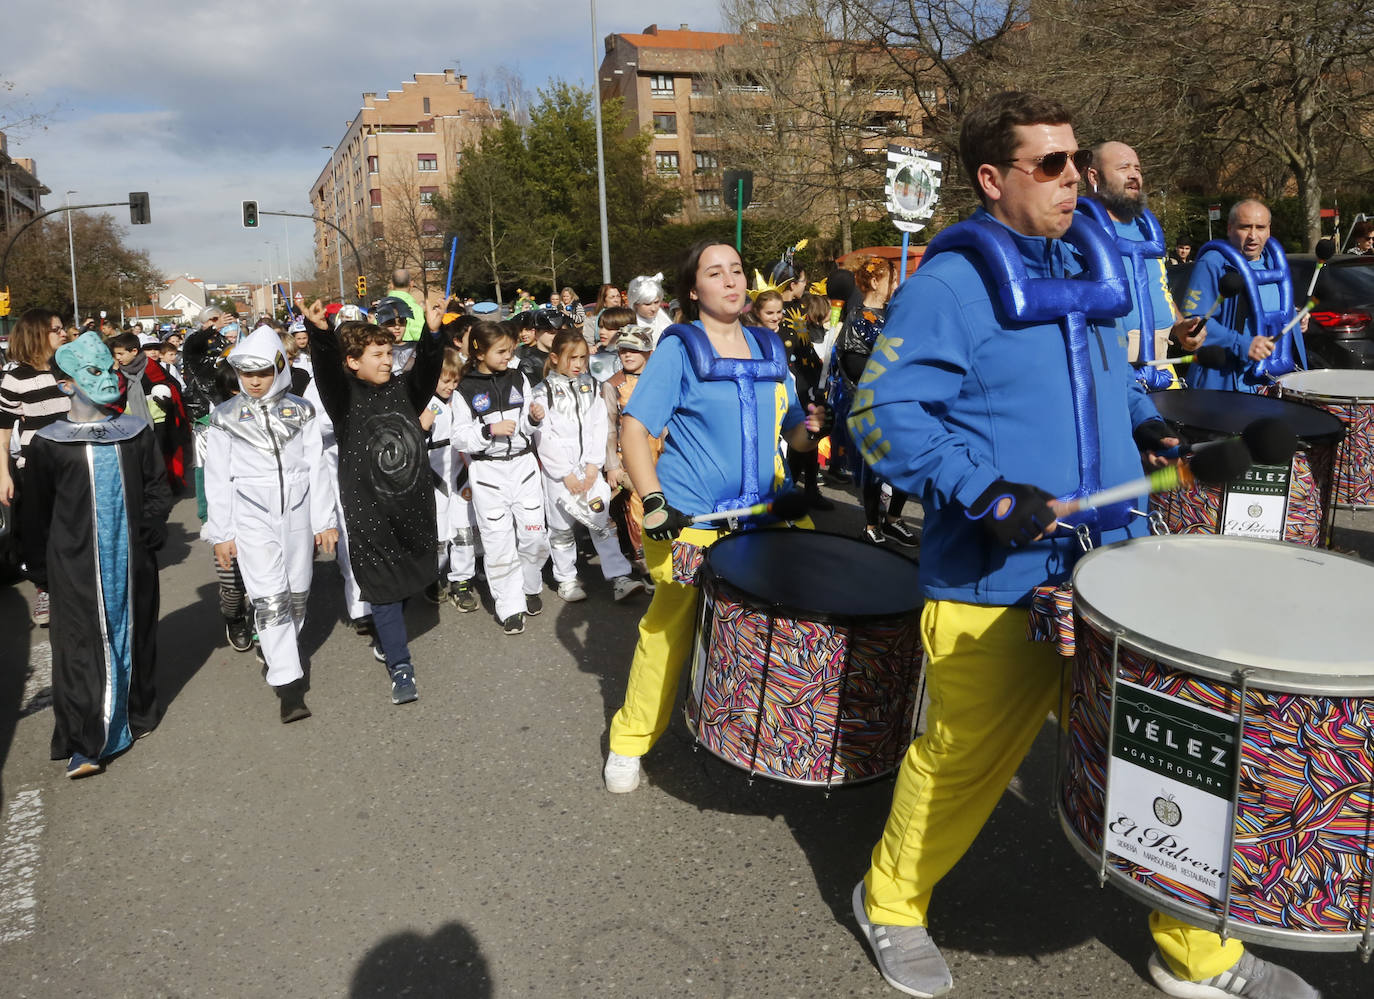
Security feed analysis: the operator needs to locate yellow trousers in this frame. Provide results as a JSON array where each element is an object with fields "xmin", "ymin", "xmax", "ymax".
[
  {"xmin": 608, "ymin": 519, "xmax": 811, "ymax": 758},
  {"xmin": 863, "ymin": 600, "xmax": 1243, "ymax": 982}
]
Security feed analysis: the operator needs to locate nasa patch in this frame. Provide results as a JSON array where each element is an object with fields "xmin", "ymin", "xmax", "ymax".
[
  {"xmin": 238, "ymin": 407, "xmax": 254, "ymax": 421},
  {"xmin": 472, "ymin": 392, "xmax": 492, "ymax": 413},
  {"xmin": 508, "ymin": 387, "xmax": 523, "ymax": 405},
  {"xmin": 579, "ymin": 382, "xmax": 592, "ymax": 393}
]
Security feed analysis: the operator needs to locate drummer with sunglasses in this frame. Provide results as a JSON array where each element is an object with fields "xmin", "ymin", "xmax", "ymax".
[{"xmin": 847, "ymin": 92, "xmax": 1318, "ymax": 999}]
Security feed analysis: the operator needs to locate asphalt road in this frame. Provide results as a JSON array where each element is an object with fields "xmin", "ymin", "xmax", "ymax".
[{"xmin": 0, "ymin": 488, "xmax": 1369, "ymax": 998}]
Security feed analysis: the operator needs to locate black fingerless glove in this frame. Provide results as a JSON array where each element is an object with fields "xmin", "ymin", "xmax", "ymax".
[
  {"xmin": 1132, "ymin": 419, "xmax": 1186, "ymax": 453},
  {"xmin": 965, "ymin": 479, "xmax": 1056, "ymax": 548},
  {"xmin": 642, "ymin": 491, "xmax": 691, "ymax": 542}
]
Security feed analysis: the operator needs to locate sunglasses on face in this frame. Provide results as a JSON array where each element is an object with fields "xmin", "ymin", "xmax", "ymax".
[{"xmin": 1000, "ymin": 148, "xmax": 1093, "ymax": 180}]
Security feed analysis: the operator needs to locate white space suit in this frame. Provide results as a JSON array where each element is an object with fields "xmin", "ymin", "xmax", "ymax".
[
  {"xmin": 451, "ymin": 368, "xmax": 549, "ymax": 621},
  {"xmin": 534, "ymin": 372, "xmax": 631, "ymax": 583},
  {"xmin": 202, "ymin": 328, "xmax": 334, "ymax": 686},
  {"xmin": 425, "ymin": 394, "xmax": 479, "ymax": 585}
]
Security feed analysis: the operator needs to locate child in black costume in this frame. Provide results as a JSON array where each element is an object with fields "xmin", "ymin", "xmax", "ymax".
[{"xmin": 302, "ymin": 298, "xmax": 444, "ymax": 704}]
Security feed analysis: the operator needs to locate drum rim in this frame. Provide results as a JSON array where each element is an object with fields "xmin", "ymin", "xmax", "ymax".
[
  {"xmin": 701, "ymin": 527, "xmax": 923, "ymax": 623},
  {"xmin": 1071, "ymin": 536, "xmax": 1374, "ymax": 696},
  {"xmin": 1153, "ymin": 388, "xmax": 1346, "ymax": 444},
  {"xmin": 1278, "ymin": 369, "xmax": 1374, "ymax": 405}
]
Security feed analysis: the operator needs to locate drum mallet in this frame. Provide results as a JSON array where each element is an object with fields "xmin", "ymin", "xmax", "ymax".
[
  {"xmin": 1145, "ymin": 269, "xmax": 1247, "ymax": 366},
  {"xmin": 1305, "ymin": 238, "xmax": 1336, "ymax": 299},
  {"xmin": 1157, "ymin": 416, "xmax": 1300, "ymax": 464},
  {"xmin": 690, "ymin": 490, "xmax": 812, "ymax": 526},
  {"xmin": 1058, "ymin": 438, "xmax": 1253, "ymax": 514}
]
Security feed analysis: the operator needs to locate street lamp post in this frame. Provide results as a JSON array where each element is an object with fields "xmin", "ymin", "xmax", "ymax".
[
  {"xmin": 589, "ymin": 0, "xmax": 612, "ymax": 284},
  {"xmin": 65, "ymin": 190, "xmax": 79, "ymax": 324}
]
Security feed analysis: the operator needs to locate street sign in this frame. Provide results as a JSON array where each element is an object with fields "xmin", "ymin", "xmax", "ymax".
[
  {"xmin": 722, "ymin": 169, "xmax": 753, "ymax": 212},
  {"xmin": 1208, "ymin": 204, "xmax": 1222, "ymax": 222},
  {"xmin": 885, "ymin": 145, "xmax": 942, "ymax": 234},
  {"xmin": 129, "ymin": 192, "xmax": 151, "ymax": 225}
]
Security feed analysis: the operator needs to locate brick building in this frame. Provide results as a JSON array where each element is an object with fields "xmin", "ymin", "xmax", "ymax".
[
  {"xmin": 309, "ymin": 70, "xmax": 499, "ymax": 297},
  {"xmin": 0, "ymin": 131, "xmax": 50, "ymax": 236}
]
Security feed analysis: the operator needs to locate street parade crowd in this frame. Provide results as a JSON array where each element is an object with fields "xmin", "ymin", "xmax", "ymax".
[{"xmin": 3, "ymin": 91, "xmax": 1358, "ymax": 998}]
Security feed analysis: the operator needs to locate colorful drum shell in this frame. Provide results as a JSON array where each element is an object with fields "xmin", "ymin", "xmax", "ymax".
[
  {"xmin": 1149, "ymin": 388, "xmax": 1343, "ymax": 547},
  {"xmin": 1058, "ymin": 535, "xmax": 1374, "ymax": 952},
  {"xmin": 1275, "ymin": 369, "xmax": 1374, "ymax": 510},
  {"xmin": 686, "ymin": 530, "xmax": 924, "ymax": 788}
]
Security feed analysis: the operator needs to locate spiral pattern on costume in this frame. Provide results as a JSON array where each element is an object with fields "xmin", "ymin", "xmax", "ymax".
[
  {"xmin": 361, "ymin": 411, "xmax": 424, "ymax": 498},
  {"xmin": 1060, "ymin": 614, "xmax": 1374, "ymax": 936}
]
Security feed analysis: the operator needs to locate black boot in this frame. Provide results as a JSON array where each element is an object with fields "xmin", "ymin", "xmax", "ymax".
[{"xmin": 277, "ymin": 679, "xmax": 312, "ymax": 724}]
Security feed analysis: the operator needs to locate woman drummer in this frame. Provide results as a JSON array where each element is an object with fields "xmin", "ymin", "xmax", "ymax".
[{"xmin": 602, "ymin": 239, "xmax": 826, "ymax": 794}]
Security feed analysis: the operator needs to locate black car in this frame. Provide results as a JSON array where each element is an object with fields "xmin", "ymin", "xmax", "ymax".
[{"xmin": 1167, "ymin": 254, "xmax": 1374, "ymax": 369}]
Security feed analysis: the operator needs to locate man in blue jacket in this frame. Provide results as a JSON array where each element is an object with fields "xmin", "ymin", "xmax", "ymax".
[{"xmin": 847, "ymin": 93, "xmax": 1317, "ymax": 999}]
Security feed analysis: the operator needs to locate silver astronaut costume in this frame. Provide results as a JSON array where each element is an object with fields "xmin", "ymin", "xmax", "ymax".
[
  {"xmin": 425, "ymin": 395, "xmax": 480, "ymax": 586},
  {"xmin": 202, "ymin": 328, "xmax": 333, "ymax": 687},
  {"xmin": 535, "ymin": 371, "xmax": 631, "ymax": 584}
]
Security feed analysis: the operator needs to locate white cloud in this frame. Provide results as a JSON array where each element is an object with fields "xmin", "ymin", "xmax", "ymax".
[{"xmin": 3, "ymin": 0, "xmax": 722, "ymax": 283}]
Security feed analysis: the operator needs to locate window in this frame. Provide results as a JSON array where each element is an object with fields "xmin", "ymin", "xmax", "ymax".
[
  {"xmin": 697, "ymin": 190, "xmax": 722, "ymax": 211},
  {"xmin": 454, "ymin": 149, "xmax": 463, "ymax": 166},
  {"xmin": 417, "ymin": 153, "xmax": 438, "ymax": 172},
  {"xmin": 652, "ymin": 112, "xmax": 677, "ymax": 135},
  {"xmin": 654, "ymin": 151, "xmax": 679, "ymax": 175},
  {"xmin": 649, "ymin": 74, "xmax": 674, "ymax": 97},
  {"xmin": 419, "ymin": 186, "xmax": 438, "ymax": 204},
  {"xmin": 369, "ymin": 188, "xmax": 381, "ymax": 206},
  {"xmin": 690, "ymin": 75, "xmax": 704, "ymax": 96},
  {"xmin": 423, "ymin": 97, "xmax": 431, "ymax": 114},
  {"xmin": 694, "ymin": 151, "xmax": 718, "ymax": 173},
  {"xmin": 367, "ymin": 155, "xmax": 378, "ymax": 173},
  {"xmin": 422, "ymin": 219, "xmax": 438, "ymax": 234},
  {"xmin": 424, "ymin": 257, "xmax": 444, "ymax": 270},
  {"xmin": 691, "ymin": 112, "xmax": 714, "ymax": 136}
]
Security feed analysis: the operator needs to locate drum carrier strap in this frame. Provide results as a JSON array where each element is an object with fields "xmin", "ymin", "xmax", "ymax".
[
  {"xmin": 922, "ymin": 213, "xmax": 1135, "ymax": 545},
  {"xmin": 660, "ymin": 321, "xmax": 790, "ymax": 529},
  {"xmin": 1193, "ymin": 237, "xmax": 1301, "ymax": 385}
]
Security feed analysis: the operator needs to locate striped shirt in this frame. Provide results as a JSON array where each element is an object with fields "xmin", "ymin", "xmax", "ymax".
[{"xmin": 0, "ymin": 363, "xmax": 71, "ymax": 467}]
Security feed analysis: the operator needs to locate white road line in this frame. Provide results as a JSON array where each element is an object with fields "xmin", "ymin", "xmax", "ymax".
[{"xmin": 0, "ymin": 788, "xmax": 45, "ymax": 943}]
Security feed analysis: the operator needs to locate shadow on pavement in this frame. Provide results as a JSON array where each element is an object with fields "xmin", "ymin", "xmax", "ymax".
[
  {"xmin": 0, "ymin": 584, "xmax": 34, "ymax": 803},
  {"xmin": 349, "ymin": 920, "xmax": 491, "ymax": 998}
]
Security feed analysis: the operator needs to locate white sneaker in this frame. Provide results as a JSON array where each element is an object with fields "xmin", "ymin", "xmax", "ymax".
[
  {"xmin": 603, "ymin": 751, "xmax": 641, "ymax": 793},
  {"xmin": 610, "ymin": 575, "xmax": 646, "ymax": 601},
  {"xmin": 557, "ymin": 579, "xmax": 587, "ymax": 602}
]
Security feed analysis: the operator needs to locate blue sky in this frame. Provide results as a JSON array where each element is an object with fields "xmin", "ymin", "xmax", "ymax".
[{"xmin": 2, "ymin": 0, "xmax": 722, "ymax": 284}]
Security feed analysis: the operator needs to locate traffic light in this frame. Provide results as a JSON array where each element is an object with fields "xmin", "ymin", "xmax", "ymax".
[
  {"xmin": 356, "ymin": 275, "xmax": 367, "ymax": 298},
  {"xmin": 242, "ymin": 200, "xmax": 259, "ymax": 228},
  {"xmin": 0, "ymin": 288, "xmax": 9, "ymax": 317},
  {"xmin": 129, "ymin": 192, "xmax": 151, "ymax": 225}
]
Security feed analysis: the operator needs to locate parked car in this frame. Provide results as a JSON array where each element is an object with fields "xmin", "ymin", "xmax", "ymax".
[{"xmin": 1167, "ymin": 254, "xmax": 1374, "ymax": 369}]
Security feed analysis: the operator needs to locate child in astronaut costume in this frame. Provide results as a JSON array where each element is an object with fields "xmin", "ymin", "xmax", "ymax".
[
  {"xmin": 421, "ymin": 347, "xmax": 482, "ymax": 612},
  {"xmin": 535, "ymin": 331, "xmax": 646, "ymax": 603},
  {"xmin": 451, "ymin": 322, "xmax": 549, "ymax": 635},
  {"xmin": 203, "ymin": 327, "xmax": 336, "ymax": 722}
]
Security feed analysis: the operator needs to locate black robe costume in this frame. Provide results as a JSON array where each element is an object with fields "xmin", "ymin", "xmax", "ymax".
[
  {"xmin": 307, "ymin": 318, "xmax": 442, "ymax": 605},
  {"xmin": 20, "ymin": 415, "xmax": 171, "ymax": 761}
]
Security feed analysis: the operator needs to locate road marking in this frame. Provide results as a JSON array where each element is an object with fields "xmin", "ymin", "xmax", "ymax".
[{"xmin": 0, "ymin": 788, "xmax": 45, "ymax": 943}]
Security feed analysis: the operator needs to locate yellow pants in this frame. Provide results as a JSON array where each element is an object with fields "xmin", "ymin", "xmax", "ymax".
[
  {"xmin": 863, "ymin": 600, "xmax": 1244, "ymax": 982},
  {"xmin": 608, "ymin": 519, "xmax": 811, "ymax": 758}
]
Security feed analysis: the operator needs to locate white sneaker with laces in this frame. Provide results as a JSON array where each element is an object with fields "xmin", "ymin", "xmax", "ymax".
[
  {"xmin": 603, "ymin": 751, "xmax": 641, "ymax": 793},
  {"xmin": 557, "ymin": 579, "xmax": 587, "ymax": 602},
  {"xmin": 852, "ymin": 881, "xmax": 952, "ymax": 997},
  {"xmin": 610, "ymin": 575, "xmax": 646, "ymax": 601}
]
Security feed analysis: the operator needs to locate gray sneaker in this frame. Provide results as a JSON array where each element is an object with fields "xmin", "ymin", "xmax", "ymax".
[
  {"xmin": 852, "ymin": 881, "xmax": 952, "ymax": 997},
  {"xmin": 1147, "ymin": 950, "xmax": 1321, "ymax": 999}
]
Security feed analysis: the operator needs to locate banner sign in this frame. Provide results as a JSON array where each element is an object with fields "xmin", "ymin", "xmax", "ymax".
[{"xmin": 886, "ymin": 145, "xmax": 941, "ymax": 234}]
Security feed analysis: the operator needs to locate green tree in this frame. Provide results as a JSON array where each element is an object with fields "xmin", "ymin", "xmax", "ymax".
[{"xmin": 4, "ymin": 212, "xmax": 162, "ymax": 322}]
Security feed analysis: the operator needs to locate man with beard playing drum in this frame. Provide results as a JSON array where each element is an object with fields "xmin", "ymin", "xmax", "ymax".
[{"xmin": 846, "ymin": 92, "xmax": 1318, "ymax": 999}]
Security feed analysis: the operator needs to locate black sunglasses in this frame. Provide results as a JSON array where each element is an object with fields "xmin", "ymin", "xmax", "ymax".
[{"xmin": 1000, "ymin": 149, "xmax": 1093, "ymax": 179}]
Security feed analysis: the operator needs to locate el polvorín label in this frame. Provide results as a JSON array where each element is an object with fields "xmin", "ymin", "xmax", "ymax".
[{"xmin": 1221, "ymin": 460, "xmax": 1291, "ymax": 540}]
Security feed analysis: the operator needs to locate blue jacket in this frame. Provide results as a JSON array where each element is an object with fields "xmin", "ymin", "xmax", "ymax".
[{"xmin": 848, "ymin": 209, "xmax": 1159, "ymax": 606}]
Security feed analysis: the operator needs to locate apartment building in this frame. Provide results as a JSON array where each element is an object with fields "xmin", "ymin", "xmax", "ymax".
[
  {"xmin": 309, "ymin": 71, "xmax": 498, "ymax": 295},
  {"xmin": 0, "ymin": 131, "xmax": 50, "ymax": 236},
  {"xmin": 599, "ymin": 23, "xmax": 927, "ymax": 224}
]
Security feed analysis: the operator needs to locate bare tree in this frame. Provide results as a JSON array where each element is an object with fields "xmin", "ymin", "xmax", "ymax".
[
  {"xmin": 379, "ymin": 165, "xmax": 443, "ymax": 299},
  {"xmin": 705, "ymin": 1, "xmax": 931, "ymax": 253}
]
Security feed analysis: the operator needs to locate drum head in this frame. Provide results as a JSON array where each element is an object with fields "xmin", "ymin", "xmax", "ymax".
[
  {"xmin": 704, "ymin": 529, "xmax": 921, "ymax": 620},
  {"xmin": 1073, "ymin": 536, "xmax": 1374, "ymax": 693},
  {"xmin": 1152, "ymin": 389, "xmax": 1344, "ymax": 443},
  {"xmin": 1279, "ymin": 368, "xmax": 1374, "ymax": 403}
]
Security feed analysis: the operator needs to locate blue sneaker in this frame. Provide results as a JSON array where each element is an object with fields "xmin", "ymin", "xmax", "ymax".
[
  {"xmin": 389, "ymin": 664, "xmax": 418, "ymax": 704},
  {"xmin": 66, "ymin": 753, "xmax": 104, "ymax": 779}
]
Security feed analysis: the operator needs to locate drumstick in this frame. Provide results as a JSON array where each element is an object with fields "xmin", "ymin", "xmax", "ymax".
[
  {"xmin": 1305, "ymin": 238, "xmax": 1336, "ymax": 299},
  {"xmin": 690, "ymin": 490, "xmax": 811, "ymax": 525},
  {"xmin": 1273, "ymin": 297, "xmax": 1316, "ymax": 340},
  {"xmin": 1145, "ymin": 345, "xmax": 1228, "ymax": 367},
  {"xmin": 1057, "ymin": 438, "xmax": 1252, "ymax": 515}
]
